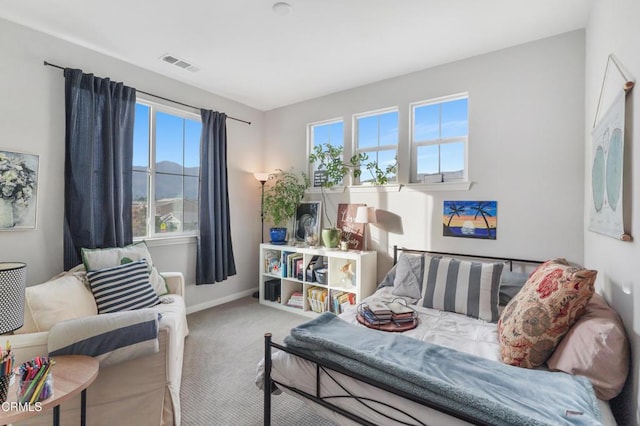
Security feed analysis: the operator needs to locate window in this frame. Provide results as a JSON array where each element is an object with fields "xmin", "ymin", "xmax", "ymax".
[
  {"xmin": 308, "ymin": 119, "xmax": 344, "ymax": 186},
  {"xmin": 354, "ymin": 108, "xmax": 398, "ymax": 184},
  {"xmin": 411, "ymin": 94, "xmax": 468, "ymax": 183},
  {"xmin": 132, "ymin": 101, "xmax": 201, "ymax": 238}
]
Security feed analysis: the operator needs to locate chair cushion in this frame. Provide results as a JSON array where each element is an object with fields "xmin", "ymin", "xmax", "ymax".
[
  {"xmin": 498, "ymin": 259, "xmax": 596, "ymax": 368},
  {"xmin": 87, "ymin": 260, "xmax": 161, "ymax": 314}
]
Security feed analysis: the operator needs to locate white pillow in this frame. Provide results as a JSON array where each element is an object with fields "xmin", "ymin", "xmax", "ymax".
[
  {"xmin": 81, "ymin": 242, "xmax": 169, "ymax": 296},
  {"xmin": 23, "ymin": 274, "xmax": 98, "ymax": 332}
]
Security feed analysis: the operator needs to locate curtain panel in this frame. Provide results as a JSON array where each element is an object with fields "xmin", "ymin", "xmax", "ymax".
[
  {"xmin": 196, "ymin": 110, "xmax": 236, "ymax": 284},
  {"xmin": 63, "ymin": 68, "xmax": 136, "ymax": 270}
]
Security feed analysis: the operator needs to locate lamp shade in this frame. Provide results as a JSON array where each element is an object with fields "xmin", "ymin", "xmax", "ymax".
[
  {"xmin": 0, "ymin": 262, "xmax": 26, "ymax": 334},
  {"xmin": 253, "ymin": 172, "xmax": 270, "ymax": 183},
  {"xmin": 354, "ymin": 206, "xmax": 376, "ymax": 224}
]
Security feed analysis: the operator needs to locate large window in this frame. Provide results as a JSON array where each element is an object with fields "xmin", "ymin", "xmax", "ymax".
[
  {"xmin": 411, "ymin": 94, "xmax": 468, "ymax": 183},
  {"xmin": 308, "ymin": 119, "xmax": 344, "ymax": 186},
  {"xmin": 133, "ymin": 101, "xmax": 201, "ymax": 238},
  {"xmin": 354, "ymin": 108, "xmax": 398, "ymax": 184}
]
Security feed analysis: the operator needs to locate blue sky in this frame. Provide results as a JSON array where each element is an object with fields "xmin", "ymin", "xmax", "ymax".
[
  {"xmin": 311, "ymin": 98, "xmax": 467, "ymax": 176},
  {"xmin": 133, "ymin": 103, "xmax": 201, "ymax": 172}
]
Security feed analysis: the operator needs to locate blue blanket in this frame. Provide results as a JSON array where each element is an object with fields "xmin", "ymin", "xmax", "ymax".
[{"xmin": 284, "ymin": 312, "xmax": 602, "ymax": 426}]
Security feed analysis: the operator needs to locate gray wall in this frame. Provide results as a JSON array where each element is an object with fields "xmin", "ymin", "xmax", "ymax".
[
  {"xmin": 0, "ymin": 18, "xmax": 265, "ymax": 310},
  {"xmin": 585, "ymin": 0, "xmax": 640, "ymax": 423},
  {"xmin": 265, "ymin": 31, "xmax": 586, "ymax": 279}
]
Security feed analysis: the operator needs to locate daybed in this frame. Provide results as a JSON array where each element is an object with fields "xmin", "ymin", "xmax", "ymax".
[
  {"xmin": 7, "ymin": 244, "xmax": 189, "ymax": 426},
  {"xmin": 258, "ymin": 248, "xmax": 629, "ymax": 425}
]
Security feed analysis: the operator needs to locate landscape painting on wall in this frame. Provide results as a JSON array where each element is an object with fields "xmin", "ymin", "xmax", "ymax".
[
  {"xmin": 443, "ymin": 200, "xmax": 497, "ymax": 240},
  {"xmin": 0, "ymin": 150, "xmax": 39, "ymax": 230}
]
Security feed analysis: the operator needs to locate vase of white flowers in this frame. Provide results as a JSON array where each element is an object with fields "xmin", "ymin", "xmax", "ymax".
[{"xmin": 0, "ymin": 152, "xmax": 36, "ymax": 228}]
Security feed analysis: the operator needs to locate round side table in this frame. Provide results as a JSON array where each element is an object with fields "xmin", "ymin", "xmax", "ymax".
[{"xmin": 0, "ymin": 354, "xmax": 99, "ymax": 426}]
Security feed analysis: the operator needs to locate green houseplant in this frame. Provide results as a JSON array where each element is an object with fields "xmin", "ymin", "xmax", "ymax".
[
  {"xmin": 308, "ymin": 144, "xmax": 364, "ymax": 247},
  {"xmin": 262, "ymin": 169, "xmax": 309, "ymax": 243}
]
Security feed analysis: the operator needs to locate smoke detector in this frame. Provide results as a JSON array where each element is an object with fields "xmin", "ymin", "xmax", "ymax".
[
  {"xmin": 272, "ymin": 2, "xmax": 293, "ymax": 16},
  {"xmin": 159, "ymin": 54, "xmax": 200, "ymax": 72}
]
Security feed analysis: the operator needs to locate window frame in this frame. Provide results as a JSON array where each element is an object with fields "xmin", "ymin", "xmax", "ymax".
[
  {"xmin": 307, "ymin": 117, "xmax": 345, "ymax": 186},
  {"xmin": 353, "ymin": 106, "xmax": 399, "ymax": 185},
  {"xmin": 410, "ymin": 93, "xmax": 469, "ymax": 184},
  {"xmin": 133, "ymin": 97, "xmax": 202, "ymax": 240}
]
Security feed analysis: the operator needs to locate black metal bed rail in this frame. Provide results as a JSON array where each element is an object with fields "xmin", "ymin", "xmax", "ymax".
[
  {"xmin": 393, "ymin": 245, "xmax": 543, "ymax": 271},
  {"xmin": 263, "ymin": 333, "xmax": 493, "ymax": 426}
]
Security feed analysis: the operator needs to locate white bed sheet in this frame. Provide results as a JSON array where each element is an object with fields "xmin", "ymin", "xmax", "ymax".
[{"xmin": 263, "ymin": 287, "xmax": 616, "ymax": 425}]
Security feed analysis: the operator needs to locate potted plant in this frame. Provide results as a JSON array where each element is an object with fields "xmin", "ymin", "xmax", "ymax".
[
  {"xmin": 262, "ymin": 169, "xmax": 309, "ymax": 244},
  {"xmin": 309, "ymin": 144, "xmax": 364, "ymax": 248}
]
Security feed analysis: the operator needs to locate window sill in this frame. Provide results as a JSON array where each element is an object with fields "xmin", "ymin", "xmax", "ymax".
[
  {"xmin": 305, "ymin": 181, "xmax": 471, "ymax": 195},
  {"xmin": 135, "ymin": 235, "xmax": 197, "ymax": 247},
  {"xmin": 348, "ymin": 184, "xmax": 402, "ymax": 193},
  {"xmin": 403, "ymin": 181, "xmax": 472, "ymax": 192}
]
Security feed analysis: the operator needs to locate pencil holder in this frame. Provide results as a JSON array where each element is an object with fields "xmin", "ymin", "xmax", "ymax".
[
  {"xmin": 0, "ymin": 372, "xmax": 12, "ymax": 403},
  {"xmin": 17, "ymin": 370, "xmax": 53, "ymax": 403}
]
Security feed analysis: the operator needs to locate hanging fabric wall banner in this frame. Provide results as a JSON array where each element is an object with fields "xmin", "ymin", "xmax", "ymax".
[{"xmin": 589, "ymin": 91, "xmax": 625, "ymax": 239}]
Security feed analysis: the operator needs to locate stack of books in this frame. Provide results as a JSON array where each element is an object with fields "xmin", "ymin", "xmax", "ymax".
[
  {"xmin": 286, "ymin": 291, "xmax": 304, "ymax": 309},
  {"xmin": 361, "ymin": 301, "xmax": 392, "ymax": 325},
  {"xmin": 386, "ymin": 301, "xmax": 416, "ymax": 324}
]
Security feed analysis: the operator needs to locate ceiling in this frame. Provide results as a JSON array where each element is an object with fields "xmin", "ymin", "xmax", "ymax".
[{"xmin": 0, "ymin": 0, "xmax": 593, "ymax": 111}]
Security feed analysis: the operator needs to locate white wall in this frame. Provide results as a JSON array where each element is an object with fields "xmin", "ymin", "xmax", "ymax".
[
  {"xmin": 0, "ymin": 18, "xmax": 265, "ymax": 309},
  {"xmin": 265, "ymin": 31, "xmax": 586, "ymax": 278},
  {"xmin": 585, "ymin": 1, "xmax": 640, "ymax": 423}
]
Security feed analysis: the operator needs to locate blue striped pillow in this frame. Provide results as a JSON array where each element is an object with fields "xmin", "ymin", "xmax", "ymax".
[
  {"xmin": 87, "ymin": 260, "xmax": 161, "ymax": 314},
  {"xmin": 418, "ymin": 255, "xmax": 504, "ymax": 322}
]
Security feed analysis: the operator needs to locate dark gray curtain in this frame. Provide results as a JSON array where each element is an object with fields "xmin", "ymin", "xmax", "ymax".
[
  {"xmin": 63, "ymin": 68, "xmax": 136, "ymax": 270},
  {"xmin": 196, "ymin": 110, "xmax": 236, "ymax": 284}
]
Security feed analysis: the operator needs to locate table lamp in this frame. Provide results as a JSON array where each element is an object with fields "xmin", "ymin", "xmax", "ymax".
[
  {"xmin": 354, "ymin": 206, "xmax": 376, "ymax": 251},
  {"xmin": 0, "ymin": 262, "xmax": 26, "ymax": 334},
  {"xmin": 253, "ymin": 172, "xmax": 270, "ymax": 243}
]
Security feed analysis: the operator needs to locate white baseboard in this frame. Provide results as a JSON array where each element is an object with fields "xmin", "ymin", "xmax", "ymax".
[{"xmin": 185, "ymin": 288, "xmax": 258, "ymax": 314}]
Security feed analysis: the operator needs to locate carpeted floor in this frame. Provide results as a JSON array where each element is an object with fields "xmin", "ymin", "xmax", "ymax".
[{"xmin": 180, "ymin": 296, "xmax": 337, "ymax": 426}]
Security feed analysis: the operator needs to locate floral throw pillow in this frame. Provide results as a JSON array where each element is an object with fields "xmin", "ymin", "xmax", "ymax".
[{"xmin": 497, "ymin": 259, "xmax": 596, "ymax": 368}]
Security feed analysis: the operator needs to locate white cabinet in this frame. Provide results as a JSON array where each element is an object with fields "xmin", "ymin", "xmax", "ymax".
[{"xmin": 259, "ymin": 243, "xmax": 377, "ymax": 318}]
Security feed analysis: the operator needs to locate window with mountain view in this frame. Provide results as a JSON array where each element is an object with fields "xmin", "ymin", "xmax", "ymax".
[{"xmin": 132, "ymin": 101, "xmax": 201, "ymax": 238}]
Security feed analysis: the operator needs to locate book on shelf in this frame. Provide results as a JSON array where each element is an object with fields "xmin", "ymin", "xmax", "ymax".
[
  {"xmin": 287, "ymin": 291, "xmax": 305, "ymax": 308},
  {"xmin": 330, "ymin": 291, "xmax": 356, "ymax": 314}
]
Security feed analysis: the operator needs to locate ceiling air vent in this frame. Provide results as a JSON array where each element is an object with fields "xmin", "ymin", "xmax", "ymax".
[{"xmin": 160, "ymin": 54, "xmax": 200, "ymax": 72}]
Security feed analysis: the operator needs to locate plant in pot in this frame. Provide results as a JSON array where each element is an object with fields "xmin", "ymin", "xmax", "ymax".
[
  {"xmin": 308, "ymin": 143, "xmax": 365, "ymax": 248},
  {"xmin": 262, "ymin": 169, "xmax": 309, "ymax": 245}
]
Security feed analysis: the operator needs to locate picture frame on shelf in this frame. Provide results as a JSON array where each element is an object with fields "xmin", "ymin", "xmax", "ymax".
[{"xmin": 295, "ymin": 201, "xmax": 321, "ymax": 243}]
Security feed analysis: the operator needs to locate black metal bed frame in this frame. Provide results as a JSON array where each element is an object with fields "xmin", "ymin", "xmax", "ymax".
[{"xmin": 263, "ymin": 246, "xmax": 543, "ymax": 426}]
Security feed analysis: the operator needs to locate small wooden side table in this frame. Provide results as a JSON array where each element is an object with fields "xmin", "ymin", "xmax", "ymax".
[{"xmin": 0, "ymin": 355, "xmax": 99, "ymax": 426}]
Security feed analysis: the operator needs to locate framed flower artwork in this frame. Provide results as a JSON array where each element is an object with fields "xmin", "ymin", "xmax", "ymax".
[{"xmin": 0, "ymin": 150, "xmax": 39, "ymax": 230}]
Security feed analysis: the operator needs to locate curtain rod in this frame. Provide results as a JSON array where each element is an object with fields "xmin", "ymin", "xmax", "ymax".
[{"xmin": 44, "ymin": 61, "xmax": 251, "ymax": 125}]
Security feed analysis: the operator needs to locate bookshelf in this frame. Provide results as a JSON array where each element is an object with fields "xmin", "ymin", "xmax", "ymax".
[{"xmin": 259, "ymin": 243, "xmax": 377, "ymax": 318}]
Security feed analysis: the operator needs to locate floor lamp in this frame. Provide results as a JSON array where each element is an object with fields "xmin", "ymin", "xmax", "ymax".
[
  {"xmin": 253, "ymin": 172, "xmax": 270, "ymax": 243},
  {"xmin": 253, "ymin": 172, "xmax": 269, "ymax": 299}
]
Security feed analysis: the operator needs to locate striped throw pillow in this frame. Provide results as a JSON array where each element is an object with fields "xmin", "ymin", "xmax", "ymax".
[
  {"xmin": 87, "ymin": 260, "xmax": 161, "ymax": 314},
  {"xmin": 418, "ymin": 255, "xmax": 504, "ymax": 322}
]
